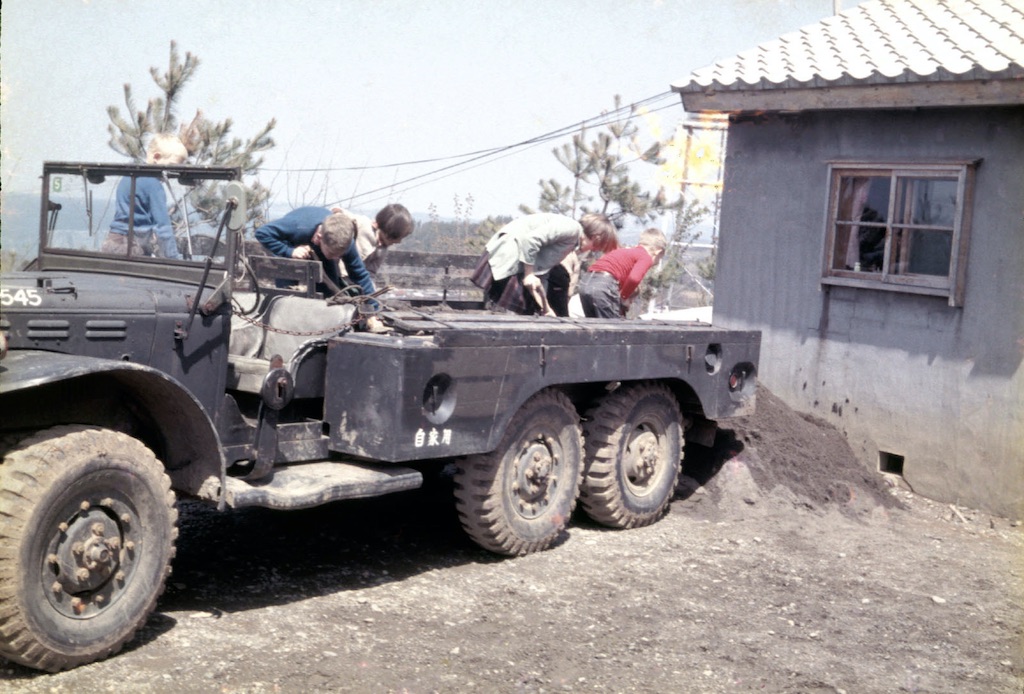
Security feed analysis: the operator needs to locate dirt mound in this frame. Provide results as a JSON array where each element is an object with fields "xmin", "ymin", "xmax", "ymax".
[{"xmin": 679, "ymin": 385, "xmax": 903, "ymax": 516}]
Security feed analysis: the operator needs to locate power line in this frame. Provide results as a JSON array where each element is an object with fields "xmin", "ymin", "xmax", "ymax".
[
  {"xmin": 339, "ymin": 99, "xmax": 684, "ymax": 208},
  {"xmin": 260, "ymin": 91, "xmax": 678, "ymax": 177},
  {"xmin": 309, "ymin": 93, "xmax": 683, "ymax": 208},
  {"xmin": 348, "ymin": 128, "xmax": 560, "ymax": 210},
  {"xmin": 347, "ymin": 99, "xmax": 686, "ymax": 210}
]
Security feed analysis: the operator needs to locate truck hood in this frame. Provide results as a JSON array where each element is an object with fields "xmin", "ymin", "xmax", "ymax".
[{"xmin": 1, "ymin": 270, "xmax": 196, "ymax": 315}]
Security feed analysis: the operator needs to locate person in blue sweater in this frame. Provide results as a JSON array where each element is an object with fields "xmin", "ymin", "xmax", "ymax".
[
  {"xmin": 254, "ymin": 206, "xmax": 378, "ymax": 305},
  {"xmin": 102, "ymin": 134, "xmax": 188, "ymax": 259}
]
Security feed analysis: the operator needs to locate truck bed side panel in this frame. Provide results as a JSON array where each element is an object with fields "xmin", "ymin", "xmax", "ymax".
[{"xmin": 324, "ymin": 312, "xmax": 760, "ymax": 462}]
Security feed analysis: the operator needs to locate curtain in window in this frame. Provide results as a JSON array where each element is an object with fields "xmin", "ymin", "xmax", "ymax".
[{"xmin": 841, "ymin": 177, "xmax": 872, "ymax": 269}]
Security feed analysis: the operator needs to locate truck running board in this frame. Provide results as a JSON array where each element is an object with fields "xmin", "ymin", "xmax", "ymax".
[{"xmin": 222, "ymin": 461, "xmax": 423, "ymax": 510}]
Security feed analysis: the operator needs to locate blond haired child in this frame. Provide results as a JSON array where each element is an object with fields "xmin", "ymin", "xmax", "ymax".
[
  {"xmin": 577, "ymin": 227, "xmax": 668, "ymax": 318},
  {"xmin": 102, "ymin": 134, "xmax": 189, "ymax": 258}
]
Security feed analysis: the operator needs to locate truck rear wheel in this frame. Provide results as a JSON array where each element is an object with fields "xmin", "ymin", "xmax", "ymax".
[
  {"xmin": 581, "ymin": 382, "xmax": 682, "ymax": 529},
  {"xmin": 454, "ymin": 390, "xmax": 583, "ymax": 556},
  {"xmin": 0, "ymin": 426, "xmax": 177, "ymax": 672}
]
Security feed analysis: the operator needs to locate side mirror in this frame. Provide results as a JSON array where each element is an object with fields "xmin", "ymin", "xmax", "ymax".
[{"xmin": 223, "ymin": 181, "xmax": 247, "ymax": 231}]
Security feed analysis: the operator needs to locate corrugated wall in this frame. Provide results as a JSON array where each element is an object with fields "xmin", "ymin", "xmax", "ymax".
[{"xmin": 712, "ymin": 106, "xmax": 1024, "ymax": 518}]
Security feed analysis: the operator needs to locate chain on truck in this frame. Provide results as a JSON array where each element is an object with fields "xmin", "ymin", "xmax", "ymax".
[{"xmin": 0, "ymin": 162, "xmax": 760, "ymax": 672}]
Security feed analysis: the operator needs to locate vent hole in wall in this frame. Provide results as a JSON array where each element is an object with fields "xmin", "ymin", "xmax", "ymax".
[{"xmin": 879, "ymin": 451, "xmax": 905, "ymax": 476}]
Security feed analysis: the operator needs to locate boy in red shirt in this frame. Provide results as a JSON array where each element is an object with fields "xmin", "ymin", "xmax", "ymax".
[{"xmin": 578, "ymin": 228, "xmax": 667, "ymax": 318}]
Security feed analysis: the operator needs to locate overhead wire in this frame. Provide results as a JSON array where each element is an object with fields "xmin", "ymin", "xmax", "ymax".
[
  {"xmin": 259, "ymin": 91, "xmax": 677, "ymax": 177},
  {"xmin": 335, "ymin": 94, "xmax": 681, "ymax": 208},
  {"xmin": 347, "ymin": 99, "xmax": 684, "ymax": 210},
  {"xmin": 256, "ymin": 92, "xmax": 683, "ymax": 208}
]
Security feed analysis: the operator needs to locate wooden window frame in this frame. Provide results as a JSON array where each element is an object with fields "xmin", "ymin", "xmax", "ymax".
[{"xmin": 821, "ymin": 160, "xmax": 978, "ymax": 307}]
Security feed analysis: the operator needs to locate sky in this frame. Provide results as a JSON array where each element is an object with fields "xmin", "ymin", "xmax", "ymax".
[{"xmin": 1, "ymin": 0, "xmax": 835, "ymax": 252}]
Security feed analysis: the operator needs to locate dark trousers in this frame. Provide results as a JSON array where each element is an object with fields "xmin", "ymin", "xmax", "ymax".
[
  {"xmin": 487, "ymin": 274, "xmax": 542, "ymax": 314},
  {"xmin": 546, "ymin": 264, "xmax": 571, "ymax": 317},
  {"xmin": 578, "ymin": 271, "xmax": 621, "ymax": 318}
]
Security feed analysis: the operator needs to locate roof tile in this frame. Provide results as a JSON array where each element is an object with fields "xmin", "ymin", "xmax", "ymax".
[{"xmin": 674, "ymin": 0, "xmax": 1024, "ymax": 95}]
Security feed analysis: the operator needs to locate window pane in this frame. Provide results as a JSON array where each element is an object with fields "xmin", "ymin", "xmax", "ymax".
[
  {"xmin": 837, "ymin": 176, "xmax": 889, "ymax": 222},
  {"xmin": 833, "ymin": 176, "xmax": 889, "ymax": 271},
  {"xmin": 832, "ymin": 222, "xmax": 887, "ymax": 272},
  {"xmin": 890, "ymin": 227, "xmax": 952, "ymax": 277},
  {"xmin": 45, "ymin": 174, "xmax": 117, "ymax": 253},
  {"xmin": 895, "ymin": 177, "xmax": 957, "ymax": 226}
]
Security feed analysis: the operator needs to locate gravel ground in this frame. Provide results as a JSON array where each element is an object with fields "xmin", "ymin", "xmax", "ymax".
[{"xmin": 2, "ymin": 388, "xmax": 1021, "ymax": 693}]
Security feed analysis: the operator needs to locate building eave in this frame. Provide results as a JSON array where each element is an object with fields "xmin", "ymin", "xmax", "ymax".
[{"xmin": 676, "ymin": 79, "xmax": 1024, "ymax": 113}]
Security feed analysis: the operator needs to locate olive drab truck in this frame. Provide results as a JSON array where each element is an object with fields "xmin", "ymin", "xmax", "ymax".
[{"xmin": 0, "ymin": 161, "xmax": 760, "ymax": 671}]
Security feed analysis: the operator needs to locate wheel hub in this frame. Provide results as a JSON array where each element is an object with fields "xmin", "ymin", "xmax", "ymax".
[
  {"xmin": 625, "ymin": 429, "xmax": 661, "ymax": 490},
  {"xmin": 511, "ymin": 436, "xmax": 560, "ymax": 518},
  {"xmin": 45, "ymin": 497, "xmax": 138, "ymax": 618}
]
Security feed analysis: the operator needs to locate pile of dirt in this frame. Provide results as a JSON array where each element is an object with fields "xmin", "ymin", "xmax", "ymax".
[{"xmin": 679, "ymin": 385, "xmax": 903, "ymax": 516}]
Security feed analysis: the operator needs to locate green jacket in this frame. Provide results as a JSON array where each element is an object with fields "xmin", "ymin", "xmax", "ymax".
[{"xmin": 484, "ymin": 213, "xmax": 581, "ymax": 281}]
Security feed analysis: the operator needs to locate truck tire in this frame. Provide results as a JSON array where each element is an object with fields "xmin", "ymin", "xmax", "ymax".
[
  {"xmin": 454, "ymin": 390, "xmax": 583, "ymax": 556},
  {"xmin": 581, "ymin": 382, "xmax": 682, "ymax": 529},
  {"xmin": 0, "ymin": 426, "xmax": 178, "ymax": 672}
]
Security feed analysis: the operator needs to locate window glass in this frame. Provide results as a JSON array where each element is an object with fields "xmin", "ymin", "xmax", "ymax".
[
  {"xmin": 836, "ymin": 176, "xmax": 889, "ymax": 222},
  {"xmin": 890, "ymin": 227, "xmax": 953, "ymax": 277},
  {"xmin": 831, "ymin": 176, "xmax": 889, "ymax": 272},
  {"xmin": 895, "ymin": 178, "xmax": 957, "ymax": 226},
  {"xmin": 46, "ymin": 174, "xmax": 115, "ymax": 253},
  {"xmin": 44, "ymin": 171, "xmax": 229, "ymax": 265}
]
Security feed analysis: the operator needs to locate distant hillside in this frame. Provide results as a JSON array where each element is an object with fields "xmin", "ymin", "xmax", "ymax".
[
  {"xmin": 1, "ymin": 192, "xmax": 42, "ymax": 267},
  {"xmin": 2, "ymin": 194, "xmax": 704, "ymax": 268}
]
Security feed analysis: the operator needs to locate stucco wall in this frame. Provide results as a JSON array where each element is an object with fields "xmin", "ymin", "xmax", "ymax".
[{"xmin": 712, "ymin": 106, "xmax": 1024, "ymax": 519}]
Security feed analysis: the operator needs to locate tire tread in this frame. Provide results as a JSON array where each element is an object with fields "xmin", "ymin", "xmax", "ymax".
[
  {"xmin": 0, "ymin": 425, "xmax": 177, "ymax": 672},
  {"xmin": 580, "ymin": 382, "xmax": 683, "ymax": 529}
]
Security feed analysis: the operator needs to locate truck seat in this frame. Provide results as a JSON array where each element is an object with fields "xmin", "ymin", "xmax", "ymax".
[{"xmin": 228, "ymin": 292, "xmax": 357, "ymax": 393}]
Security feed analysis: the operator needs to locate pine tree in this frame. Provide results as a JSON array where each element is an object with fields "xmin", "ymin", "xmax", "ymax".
[
  {"xmin": 106, "ymin": 41, "xmax": 276, "ymax": 230},
  {"xmin": 528, "ymin": 95, "xmax": 684, "ymax": 226},
  {"xmin": 528, "ymin": 95, "xmax": 723, "ymax": 315}
]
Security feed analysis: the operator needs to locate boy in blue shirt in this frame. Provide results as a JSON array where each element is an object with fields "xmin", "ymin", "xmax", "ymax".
[
  {"xmin": 254, "ymin": 206, "xmax": 377, "ymax": 304},
  {"xmin": 102, "ymin": 134, "xmax": 188, "ymax": 259}
]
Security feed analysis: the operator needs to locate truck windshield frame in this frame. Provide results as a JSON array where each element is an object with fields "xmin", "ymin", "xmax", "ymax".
[{"xmin": 37, "ymin": 161, "xmax": 243, "ymax": 286}]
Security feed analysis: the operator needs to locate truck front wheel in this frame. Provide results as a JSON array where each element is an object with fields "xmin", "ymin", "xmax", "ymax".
[
  {"xmin": 454, "ymin": 390, "xmax": 583, "ymax": 556},
  {"xmin": 581, "ymin": 382, "xmax": 682, "ymax": 529},
  {"xmin": 0, "ymin": 426, "xmax": 178, "ymax": 672}
]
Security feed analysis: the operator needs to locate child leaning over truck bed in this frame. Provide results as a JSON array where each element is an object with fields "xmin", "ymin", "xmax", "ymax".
[
  {"xmin": 254, "ymin": 207, "xmax": 387, "ymax": 332},
  {"xmin": 335, "ymin": 203, "xmax": 415, "ymax": 280},
  {"xmin": 472, "ymin": 212, "xmax": 618, "ymax": 316},
  {"xmin": 577, "ymin": 227, "xmax": 667, "ymax": 318}
]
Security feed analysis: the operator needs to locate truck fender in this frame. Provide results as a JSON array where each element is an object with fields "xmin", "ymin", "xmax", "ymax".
[{"xmin": 0, "ymin": 350, "xmax": 225, "ymax": 500}]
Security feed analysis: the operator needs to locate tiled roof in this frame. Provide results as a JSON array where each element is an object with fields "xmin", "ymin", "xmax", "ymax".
[{"xmin": 673, "ymin": 0, "xmax": 1024, "ymax": 104}]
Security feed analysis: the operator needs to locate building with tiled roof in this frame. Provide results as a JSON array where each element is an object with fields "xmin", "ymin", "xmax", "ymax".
[
  {"xmin": 670, "ymin": 0, "xmax": 1023, "ymax": 518},
  {"xmin": 675, "ymin": 0, "xmax": 1024, "ymax": 111}
]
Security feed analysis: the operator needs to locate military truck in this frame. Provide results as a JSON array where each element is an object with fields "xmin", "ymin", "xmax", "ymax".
[{"xmin": 0, "ymin": 161, "xmax": 760, "ymax": 671}]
